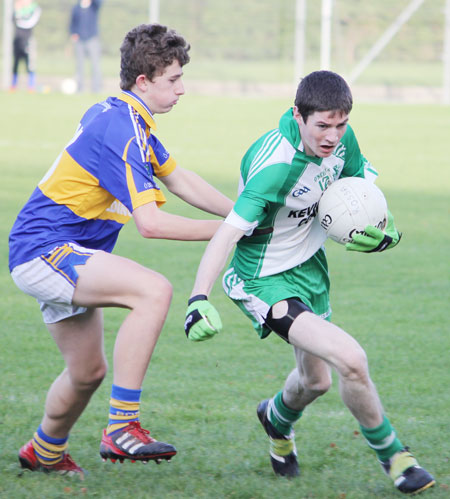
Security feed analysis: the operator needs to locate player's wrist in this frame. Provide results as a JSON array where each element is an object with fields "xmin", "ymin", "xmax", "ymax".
[
  {"xmin": 367, "ymin": 232, "xmax": 393, "ymax": 252},
  {"xmin": 188, "ymin": 294, "xmax": 208, "ymax": 305}
]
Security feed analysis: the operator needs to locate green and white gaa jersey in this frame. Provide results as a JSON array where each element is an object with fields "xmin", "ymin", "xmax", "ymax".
[{"xmin": 224, "ymin": 108, "xmax": 377, "ymax": 280}]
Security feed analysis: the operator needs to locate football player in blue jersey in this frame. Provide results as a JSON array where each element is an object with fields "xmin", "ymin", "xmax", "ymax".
[{"xmin": 9, "ymin": 23, "xmax": 233, "ymax": 477}]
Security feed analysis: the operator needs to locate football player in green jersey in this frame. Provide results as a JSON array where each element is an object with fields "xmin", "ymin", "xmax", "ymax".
[{"xmin": 185, "ymin": 70, "xmax": 434, "ymax": 494}]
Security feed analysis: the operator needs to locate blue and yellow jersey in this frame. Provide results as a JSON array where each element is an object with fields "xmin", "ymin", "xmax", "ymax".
[{"xmin": 9, "ymin": 91, "xmax": 176, "ymax": 271}]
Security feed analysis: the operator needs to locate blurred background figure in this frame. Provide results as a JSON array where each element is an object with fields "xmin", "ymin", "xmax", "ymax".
[
  {"xmin": 69, "ymin": 0, "xmax": 103, "ymax": 93},
  {"xmin": 11, "ymin": 0, "xmax": 42, "ymax": 92}
]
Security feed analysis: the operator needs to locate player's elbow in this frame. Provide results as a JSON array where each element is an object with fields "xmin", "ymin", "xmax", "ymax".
[
  {"xmin": 133, "ymin": 204, "xmax": 168, "ymax": 239},
  {"xmin": 136, "ymin": 218, "xmax": 165, "ymax": 239}
]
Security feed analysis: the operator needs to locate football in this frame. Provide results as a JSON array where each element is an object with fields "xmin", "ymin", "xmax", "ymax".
[
  {"xmin": 60, "ymin": 78, "xmax": 77, "ymax": 95},
  {"xmin": 318, "ymin": 177, "xmax": 388, "ymax": 245}
]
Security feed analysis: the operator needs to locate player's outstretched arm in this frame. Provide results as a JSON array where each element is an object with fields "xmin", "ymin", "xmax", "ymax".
[
  {"xmin": 133, "ymin": 201, "xmax": 222, "ymax": 241},
  {"xmin": 159, "ymin": 166, "xmax": 234, "ymax": 218},
  {"xmin": 346, "ymin": 210, "xmax": 402, "ymax": 253},
  {"xmin": 185, "ymin": 222, "xmax": 244, "ymax": 341}
]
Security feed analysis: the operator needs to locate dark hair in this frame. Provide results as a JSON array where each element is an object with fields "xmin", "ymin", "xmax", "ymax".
[
  {"xmin": 294, "ymin": 70, "xmax": 353, "ymax": 122},
  {"xmin": 120, "ymin": 24, "xmax": 190, "ymax": 90}
]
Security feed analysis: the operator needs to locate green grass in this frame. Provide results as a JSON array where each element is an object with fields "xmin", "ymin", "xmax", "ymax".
[
  {"xmin": 0, "ymin": 91, "xmax": 449, "ymax": 498},
  {"xmin": 30, "ymin": 51, "xmax": 447, "ymax": 88}
]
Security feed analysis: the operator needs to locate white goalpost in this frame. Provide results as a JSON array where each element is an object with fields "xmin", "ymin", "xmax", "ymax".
[
  {"xmin": 1, "ymin": 0, "xmax": 449, "ymax": 103},
  {"xmin": 148, "ymin": 0, "xmax": 160, "ymax": 24},
  {"xmin": 301, "ymin": 0, "xmax": 449, "ymax": 104},
  {"xmin": 2, "ymin": 0, "xmax": 13, "ymax": 90},
  {"xmin": 320, "ymin": 0, "xmax": 333, "ymax": 70},
  {"xmin": 444, "ymin": 0, "xmax": 450, "ymax": 104},
  {"xmin": 294, "ymin": 0, "xmax": 307, "ymax": 86},
  {"xmin": 346, "ymin": 0, "xmax": 426, "ymax": 84}
]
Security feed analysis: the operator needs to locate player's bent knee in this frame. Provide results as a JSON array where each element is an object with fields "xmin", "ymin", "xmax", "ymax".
[
  {"xmin": 150, "ymin": 279, "xmax": 172, "ymax": 311},
  {"xmin": 147, "ymin": 273, "xmax": 172, "ymax": 299},
  {"xmin": 70, "ymin": 360, "xmax": 108, "ymax": 392},
  {"xmin": 134, "ymin": 272, "xmax": 173, "ymax": 311},
  {"xmin": 304, "ymin": 376, "xmax": 332, "ymax": 395},
  {"xmin": 339, "ymin": 348, "xmax": 369, "ymax": 381},
  {"xmin": 265, "ymin": 298, "xmax": 312, "ymax": 342},
  {"xmin": 297, "ymin": 367, "xmax": 332, "ymax": 395}
]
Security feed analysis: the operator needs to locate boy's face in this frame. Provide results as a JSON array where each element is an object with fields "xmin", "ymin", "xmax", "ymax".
[
  {"xmin": 293, "ymin": 107, "xmax": 349, "ymax": 158},
  {"xmin": 142, "ymin": 60, "xmax": 185, "ymax": 114}
]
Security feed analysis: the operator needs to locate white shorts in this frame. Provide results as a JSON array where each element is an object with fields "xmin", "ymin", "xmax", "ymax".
[{"xmin": 11, "ymin": 243, "xmax": 97, "ymax": 324}]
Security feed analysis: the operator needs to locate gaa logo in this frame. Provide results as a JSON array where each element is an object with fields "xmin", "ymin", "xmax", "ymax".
[
  {"xmin": 320, "ymin": 214, "xmax": 332, "ymax": 229},
  {"xmin": 348, "ymin": 228, "xmax": 365, "ymax": 239},
  {"xmin": 292, "ymin": 186, "xmax": 311, "ymax": 197}
]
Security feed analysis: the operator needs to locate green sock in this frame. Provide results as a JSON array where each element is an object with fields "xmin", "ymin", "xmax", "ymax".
[
  {"xmin": 360, "ymin": 415, "xmax": 404, "ymax": 462},
  {"xmin": 268, "ymin": 391, "xmax": 303, "ymax": 436}
]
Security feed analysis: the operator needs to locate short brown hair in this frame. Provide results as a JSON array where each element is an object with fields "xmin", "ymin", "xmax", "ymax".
[
  {"xmin": 120, "ymin": 24, "xmax": 190, "ymax": 90},
  {"xmin": 294, "ymin": 70, "xmax": 353, "ymax": 122}
]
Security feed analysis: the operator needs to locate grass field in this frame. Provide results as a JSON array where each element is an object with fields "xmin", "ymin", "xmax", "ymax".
[
  {"xmin": 34, "ymin": 53, "xmax": 445, "ymax": 88},
  {"xmin": 0, "ymin": 89, "xmax": 449, "ymax": 498}
]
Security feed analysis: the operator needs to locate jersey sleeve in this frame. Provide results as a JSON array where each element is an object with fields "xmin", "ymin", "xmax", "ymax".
[
  {"xmin": 231, "ymin": 163, "xmax": 290, "ymax": 226},
  {"xmin": 224, "ymin": 209, "xmax": 259, "ymax": 235},
  {"xmin": 340, "ymin": 125, "xmax": 378, "ymax": 181},
  {"xmin": 149, "ymin": 134, "xmax": 177, "ymax": 177},
  {"xmin": 94, "ymin": 120, "xmax": 169, "ymax": 212}
]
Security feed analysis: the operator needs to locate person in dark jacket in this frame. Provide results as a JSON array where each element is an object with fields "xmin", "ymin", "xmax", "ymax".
[{"xmin": 69, "ymin": 0, "xmax": 103, "ymax": 93}]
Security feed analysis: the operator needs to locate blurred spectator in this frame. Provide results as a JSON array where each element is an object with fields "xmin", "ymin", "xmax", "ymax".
[
  {"xmin": 11, "ymin": 0, "xmax": 42, "ymax": 92},
  {"xmin": 69, "ymin": 0, "xmax": 103, "ymax": 93}
]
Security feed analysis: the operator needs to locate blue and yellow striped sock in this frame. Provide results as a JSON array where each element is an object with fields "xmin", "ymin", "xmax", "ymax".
[
  {"xmin": 32, "ymin": 425, "xmax": 68, "ymax": 466},
  {"xmin": 360, "ymin": 415, "xmax": 404, "ymax": 462},
  {"xmin": 106, "ymin": 384, "xmax": 141, "ymax": 436},
  {"xmin": 268, "ymin": 391, "xmax": 303, "ymax": 436}
]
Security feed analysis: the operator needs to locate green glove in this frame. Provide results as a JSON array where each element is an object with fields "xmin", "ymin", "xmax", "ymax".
[
  {"xmin": 184, "ymin": 295, "xmax": 222, "ymax": 341},
  {"xmin": 346, "ymin": 210, "xmax": 402, "ymax": 253}
]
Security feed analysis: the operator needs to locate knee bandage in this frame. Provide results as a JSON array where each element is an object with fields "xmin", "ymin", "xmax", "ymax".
[{"xmin": 265, "ymin": 298, "xmax": 312, "ymax": 342}]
